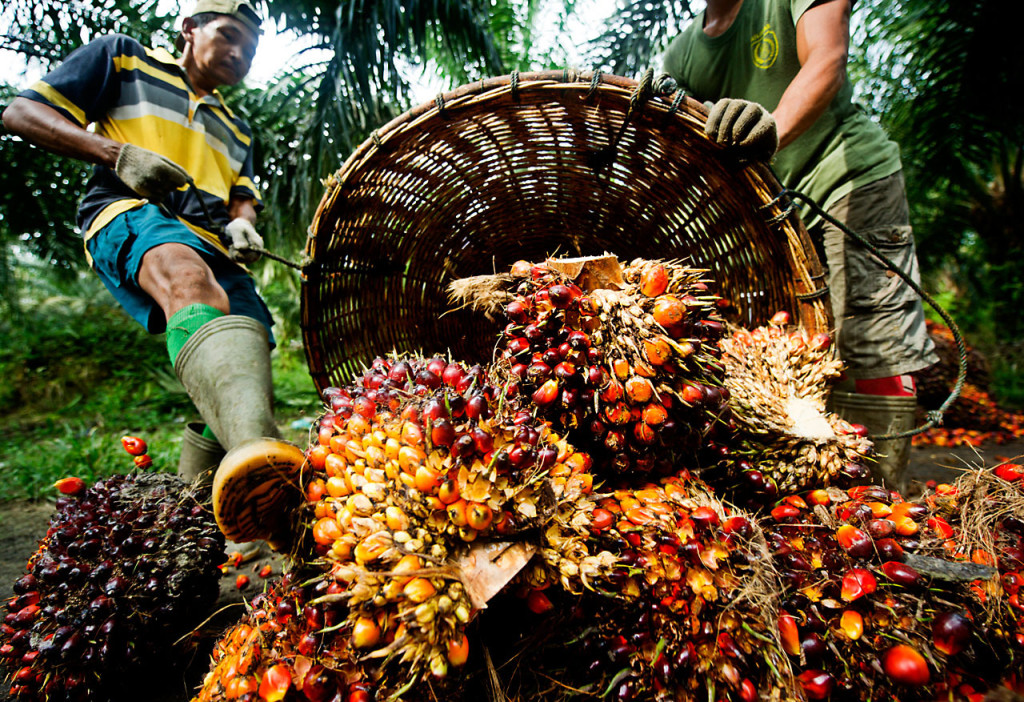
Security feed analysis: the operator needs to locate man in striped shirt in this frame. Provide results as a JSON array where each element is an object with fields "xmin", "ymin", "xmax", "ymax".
[{"xmin": 2, "ymin": 0, "xmax": 303, "ymax": 559}]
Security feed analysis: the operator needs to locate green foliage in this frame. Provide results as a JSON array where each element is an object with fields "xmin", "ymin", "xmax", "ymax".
[
  {"xmin": 0, "ymin": 267, "xmax": 321, "ymax": 503},
  {"xmin": 587, "ymin": 1, "xmax": 698, "ymax": 76},
  {"xmin": 851, "ymin": 0, "xmax": 1024, "ymax": 340}
]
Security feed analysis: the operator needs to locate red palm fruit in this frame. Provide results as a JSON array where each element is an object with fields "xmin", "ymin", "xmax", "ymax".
[
  {"xmin": 466, "ymin": 503, "xmax": 494, "ymax": 531},
  {"xmin": 53, "ymin": 477, "xmax": 85, "ymax": 495},
  {"xmin": 722, "ymin": 515, "xmax": 752, "ymax": 539},
  {"xmin": 235, "ymin": 574, "xmax": 250, "ymax": 590},
  {"xmin": 680, "ymin": 384, "xmax": 704, "ymax": 404},
  {"xmin": 643, "ymin": 337, "xmax": 671, "ymax": 365},
  {"xmin": 591, "ymin": 508, "xmax": 614, "ymax": 531},
  {"xmin": 442, "ymin": 363, "xmax": 465, "ymax": 387},
  {"xmin": 797, "ymin": 671, "xmax": 834, "ymax": 700},
  {"xmin": 120, "ymin": 435, "xmax": 148, "ymax": 456},
  {"xmin": 690, "ymin": 506, "xmax": 719, "ymax": 528},
  {"xmin": 809, "ymin": 332, "xmax": 831, "ymax": 351},
  {"xmin": 447, "ymin": 633, "xmax": 470, "ymax": 667},
  {"xmin": 738, "ymin": 678, "xmax": 758, "ymax": 702},
  {"xmin": 882, "ymin": 644, "xmax": 930, "ymax": 686},
  {"xmin": 841, "ymin": 568, "xmax": 877, "ymax": 602},
  {"xmin": 506, "ymin": 300, "xmax": 530, "ymax": 323},
  {"xmin": 875, "ymin": 538, "xmax": 905, "ymax": 562},
  {"xmin": 881, "ymin": 561, "xmax": 922, "ymax": 587},
  {"xmin": 133, "ymin": 454, "xmax": 154, "ymax": 470},
  {"xmin": 932, "ymin": 611, "xmax": 972, "ymax": 656},
  {"xmin": 778, "ymin": 612, "xmax": 801, "ymax": 655},
  {"xmin": 633, "ymin": 422, "xmax": 656, "ymax": 445},
  {"xmin": 430, "ymin": 419, "xmax": 456, "ymax": 447},
  {"xmin": 532, "ymin": 379, "xmax": 559, "ymax": 405},
  {"xmin": 642, "ymin": 403, "xmax": 667, "ymax": 425},
  {"xmin": 640, "ymin": 264, "xmax": 669, "ymax": 297},
  {"xmin": 836, "ymin": 524, "xmax": 873, "ymax": 558},
  {"xmin": 840, "ymin": 610, "xmax": 863, "ymax": 640},
  {"xmin": 866, "ymin": 519, "xmax": 895, "ymax": 540},
  {"xmin": 927, "ymin": 516, "xmax": 954, "ymax": 539},
  {"xmin": 258, "ymin": 665, "xmax": 292, "ymax": 702},
  {"xmin": 526, "ymin": 589, "xmax": 554, "ymax": 614},
  {"xmin": 624, "ymin": 376, "xmax": 654, "ymax": 404},
  {"xmin": 995, "ymin": 463, "xmax": 1024, "ymax": 482},
  {"xmin": 769, "ymin": 310, "xmax": 791, "ymax": 326},
  {"xmin": 652, "ymin": 296, "xmax": 685, "ymax": 327},
  {"xmin": 770, "ymin": 505, "xmax": 801, "ymax": 522}
]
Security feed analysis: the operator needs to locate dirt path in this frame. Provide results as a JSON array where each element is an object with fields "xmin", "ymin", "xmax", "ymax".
[{"xmin": 3, "ymin": 440, "xmax": 1024, "ymax": 700}]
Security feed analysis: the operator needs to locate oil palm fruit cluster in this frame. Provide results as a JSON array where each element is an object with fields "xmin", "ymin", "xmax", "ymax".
[
  {"xmin": 193, "ymin": 354, "xmax": 600, "ymax": 699},
  {"xmin": 760, "ymin": 475, "xmax": 1024, "ymax": 700},
  {"xmin": 1, "ymin": 472, "xmax": 224, "ymax": 702},
  {"xmin": 193, "ymin": 574, "xmax": 377, "ymax": 702},
  {"xmin": 512, "ymin": 471, "xmax": 792, "ymax": 701},
  {"xmin": 717, "ymin": 313, "xmax": 875, "ymax": 496},
  {"xmin": 491, "ymin": 255, "xmax": 729, "ymax": 476}
]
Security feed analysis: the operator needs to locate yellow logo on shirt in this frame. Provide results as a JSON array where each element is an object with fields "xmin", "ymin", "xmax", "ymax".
[{"xmin": 751, "ymin": 23, "xmax": 778, "ymax": 69}]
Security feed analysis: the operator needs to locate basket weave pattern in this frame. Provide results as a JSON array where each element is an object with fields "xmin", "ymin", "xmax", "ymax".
[{"xmin": 302, "ymin": 71, "xmax": 829, "ymax": 391}]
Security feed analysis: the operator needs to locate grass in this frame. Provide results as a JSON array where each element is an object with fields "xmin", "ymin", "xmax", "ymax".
[{"xmin": 0, "ymin": 273, "xmax": 323, "ymax": 503}]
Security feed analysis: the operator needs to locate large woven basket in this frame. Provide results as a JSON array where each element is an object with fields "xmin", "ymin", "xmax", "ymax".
[{"xmin": 301, "ymin": 70, "xmax": 829, "ymax": 392}]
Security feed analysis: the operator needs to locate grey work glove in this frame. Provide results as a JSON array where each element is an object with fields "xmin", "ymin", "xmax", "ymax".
[
  {"xmin": 114, "ymin": 143, "xmax": 190, "ymax": 201},
  {"xmin": 705, "ymin": 98, "xmax": 779, "ymax": 162},
  {"xmin": 223, "ymin": 218, "xmax": 264, "ymax": 264}
]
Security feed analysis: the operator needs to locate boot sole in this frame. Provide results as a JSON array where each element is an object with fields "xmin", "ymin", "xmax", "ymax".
[{"xmin": 213, "ymin": 439, "xmax": 306, "ymax": 544}]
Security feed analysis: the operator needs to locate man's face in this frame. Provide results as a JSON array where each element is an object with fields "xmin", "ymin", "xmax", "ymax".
[{"xmin": 184, "ymin": 15, "xmax": 259, "ymax": 89}]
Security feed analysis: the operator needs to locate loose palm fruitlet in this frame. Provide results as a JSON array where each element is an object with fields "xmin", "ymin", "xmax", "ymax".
[
  {"xmin": 760, "ymin": 476, "xmax": 1024, "ymax": 700},
  {"xmin": 509, "ymin": 471, "xmax": 792, "ymax": 701},
  {"xmin": 486, "ymin": 256, "xmax": 729, "ymax": 477},
  {"xmin": 716, "ymin": 314, "xmax": 875, "ymax": 497},
  {"xmin": 1, "ymin": 472, "xmax": 225, "ymax": 702}
]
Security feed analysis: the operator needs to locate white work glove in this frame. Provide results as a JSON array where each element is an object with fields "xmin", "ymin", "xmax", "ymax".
[
  {"xmin": 114, "ymin": 144, "xmax": 190, "ymax": 201},
  {"xmin": 705, "ymin": 98, "xmax": 779, "ymax": 162},
  {"xmin": 222, "ymin": 218, "xmax": 264, "ymax": 264}
]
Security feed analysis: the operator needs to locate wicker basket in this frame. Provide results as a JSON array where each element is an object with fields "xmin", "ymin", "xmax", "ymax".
[{"xmin": 301, "ymin": 70, "xmax": 829, "ymax": 392}]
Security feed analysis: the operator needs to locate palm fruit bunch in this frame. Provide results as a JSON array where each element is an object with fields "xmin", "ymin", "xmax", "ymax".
[
  {"xmin": 715, "ymin": 312, "xmax": 875, "ymax": 499},
  {"xmin": 759, "ymin": 474, "xmax": 1024, "ymax": 701},
  {"xmin": 484, "ymin": 255, "xmax": 729, "ymax": 476},
  {"xmin": 1, "ymin": 471, "xmax": 224, "ymax": 702},
  {"xmin": 193, "ymin": 574, "xmax": 376, "ymax": 702},
  {"xmin": 506, "ymin": 471, "xmax": 794, "ymax": 702},
  {"xmin": 193, "ymin": 353, "xmax": 600, "ymax": 699}
]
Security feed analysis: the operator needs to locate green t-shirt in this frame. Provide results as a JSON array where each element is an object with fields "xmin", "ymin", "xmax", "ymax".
[{"xmin": 662, "ymin": 0, "xmax": 901, "ymax": 225}]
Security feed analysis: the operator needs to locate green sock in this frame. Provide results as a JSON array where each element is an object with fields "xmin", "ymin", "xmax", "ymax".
[{"xmin": 166, "ymin": 303, "xmax": 225, "ymax": 365}]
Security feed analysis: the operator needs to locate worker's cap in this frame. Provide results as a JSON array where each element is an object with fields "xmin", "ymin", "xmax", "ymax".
[{"xmin": 175, "ymin": 0, "xmax": 263, "ymax": 52}]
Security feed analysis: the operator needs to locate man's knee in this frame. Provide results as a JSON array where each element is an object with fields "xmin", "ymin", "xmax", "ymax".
[{"xmin": 139, "ymin": 243, "xmax": 229, "ymax": 314}]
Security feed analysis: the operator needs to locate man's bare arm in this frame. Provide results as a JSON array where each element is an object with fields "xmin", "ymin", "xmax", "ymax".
[
  {"xmin": 2, "ymin": 97, "xmax": 122, "ymax": 168},
  {"xmin": 773, "ymin": 0, "xmax": 851, "ymax": 150}
]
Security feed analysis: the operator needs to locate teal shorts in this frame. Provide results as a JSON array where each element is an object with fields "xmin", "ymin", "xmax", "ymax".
[{"xmin": 86, "ymin": 204, "xmax": 275, "ymax": 344}]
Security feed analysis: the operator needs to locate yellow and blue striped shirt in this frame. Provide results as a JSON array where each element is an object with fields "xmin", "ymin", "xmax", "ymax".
[{"xmin": 20, "ymin": 34, "xmax": 261, "ymax": 257}]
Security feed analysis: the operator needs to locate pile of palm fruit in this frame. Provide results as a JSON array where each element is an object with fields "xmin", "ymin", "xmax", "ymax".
[
  {"xmin": 180, "ymin": 255, "xmax": 1024, "ymax": 702},
  {"xmin": 7, "ymin": 255, "xmax": 1024, "ymax": 702},
  {"xmin": 913, "ymin": 320, "xmax": 1024, "ymax": 447}
]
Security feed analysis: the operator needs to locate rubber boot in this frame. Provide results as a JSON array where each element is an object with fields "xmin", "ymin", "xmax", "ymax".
[
  {"xmin": 177, "ymin": 421, "xmax": 226, "ymax": 487},
  {"xmin": 174, "ymin": 316, "xmax": 304, "ymax": 548},
  {"xmin": 830, "ymin": 390, "xmax": 918, "ymax": 494},
  {"xmin": 177, "ymin": 422, "xmax": 262, "ymax": 563}
]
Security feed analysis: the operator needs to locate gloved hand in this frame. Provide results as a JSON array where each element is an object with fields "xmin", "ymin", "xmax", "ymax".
[
  {"xmin": 222, "ymin": 218, "xmax": 264, "ymax": 264},
  {"xmin": 114, "ymin": 144, "xmax": 190, "ymax": 201},
  {"xmin": 705, "ymin": 98, "xmax": 779, "ymax": 162}
]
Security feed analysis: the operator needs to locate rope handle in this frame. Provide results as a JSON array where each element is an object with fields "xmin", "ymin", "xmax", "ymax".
[{"xmin": 771, "ymin": 187, "xmax": 966, "ymax": 441}]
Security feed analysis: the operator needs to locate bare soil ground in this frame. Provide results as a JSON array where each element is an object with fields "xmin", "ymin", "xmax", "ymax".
[{"xmin": 3, "ymin": 440, "xmax": 1024, "ymax": 701}]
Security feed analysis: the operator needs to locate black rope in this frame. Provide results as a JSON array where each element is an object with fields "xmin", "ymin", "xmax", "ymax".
[
  {"xmin": 585, "ymin": 70, "xmax": 604, "ymax": 101},
  {"xmin": 434, "ymin": 93, "xmax": 449, "ymax": 119},
  {"xmin": 587, "ymin": 68, "xmax": 656, "ymax": 172},
  {"xmin": 773, "ymin": 187, "xmax": 967, "ymax": 441},
  {"xmin": 510, "ymin": 71, "xmax": 520, "ymax": 101}
]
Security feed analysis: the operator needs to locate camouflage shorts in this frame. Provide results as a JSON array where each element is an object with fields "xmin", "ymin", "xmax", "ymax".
[{"xmin": 810, "ymin": 171, "xmax": 938, "ymax": 380}]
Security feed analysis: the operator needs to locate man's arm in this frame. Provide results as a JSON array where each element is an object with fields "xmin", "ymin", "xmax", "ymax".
[
  {"xmin": 773, "ymin": 0, "xmax": 851, "ymax": 150},
  {"xmin": 2, "ymin": 97, "xmax": 122, "ymax": 167},
  {"xmin": 228, "ymin": 196, "xmax": 258, "ymax": 225}
]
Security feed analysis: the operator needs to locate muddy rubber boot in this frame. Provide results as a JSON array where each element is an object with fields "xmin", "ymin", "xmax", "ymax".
[
  {"xmin": 174, "ymin": 316, "xmax": 304, "ymax": 548},
  {"xmin": 177, "ymin": 422, "xmax": 263, "ymax": 563},
  {"xmin": 830, "ymin": 390, "xmax": 917, "ymax": 494}
]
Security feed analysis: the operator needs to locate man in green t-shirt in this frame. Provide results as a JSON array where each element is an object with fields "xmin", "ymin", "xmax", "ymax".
[{"xmin": 663, "ymin": 0, "xmax": 938, "ymax": 490}]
